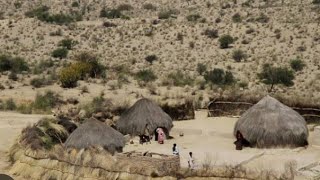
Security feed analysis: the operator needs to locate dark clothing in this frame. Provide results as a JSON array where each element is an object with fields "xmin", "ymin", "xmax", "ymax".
[
  {"xmin": 234, "ymin": 140, "xmax": 243, "ymax": 150},
  {"xmin": 139, "ymin": 135, "xmax": 151, "ymax": 144},
  {"xmin": 234, "ymin": 138, "xmax": 250, "ymax": 150}
]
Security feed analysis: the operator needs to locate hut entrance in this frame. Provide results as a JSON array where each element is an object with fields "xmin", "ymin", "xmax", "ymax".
[{"xmin": 154, "ymin": 127, "xmax": 169, "ymax": 141}]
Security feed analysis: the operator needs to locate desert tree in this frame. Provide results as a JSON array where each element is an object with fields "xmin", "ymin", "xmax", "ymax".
[{"xmin": 258, "ymin": 63, "xmax": 295, "ymax": 92}]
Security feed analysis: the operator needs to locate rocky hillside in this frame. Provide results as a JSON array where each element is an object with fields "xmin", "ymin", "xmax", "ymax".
[{"xmin": 0, "ymin": 0, "xmax": 319, "ymax": 109}]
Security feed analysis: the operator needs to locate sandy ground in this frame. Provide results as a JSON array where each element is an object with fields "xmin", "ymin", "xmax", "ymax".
[
  {"xmin": 124, "ymin": 110, "xmax": 320, "ymax": 178},
  {"xmin": 0, "ymin": 110, "xmax": 319, "ymax": 179},
  {"xmin": 0, "ymin": 112, "xmax": 49, "ymax": 175}
]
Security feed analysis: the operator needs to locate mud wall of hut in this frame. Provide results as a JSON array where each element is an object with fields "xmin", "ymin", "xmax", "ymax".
[{"xmin": 208, "ymin": 101, "xmax": 320, "ymax": 123}]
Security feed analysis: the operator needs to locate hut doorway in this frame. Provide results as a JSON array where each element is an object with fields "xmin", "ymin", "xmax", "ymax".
[{"xmin": 154, "ymin": 127, "xmax": 169, "ymax": 141}]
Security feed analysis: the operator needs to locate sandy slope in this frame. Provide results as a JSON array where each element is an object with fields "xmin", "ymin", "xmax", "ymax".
[{"xmin": 0, "ymin": 112, "xmax": 49, "ymax": 175}]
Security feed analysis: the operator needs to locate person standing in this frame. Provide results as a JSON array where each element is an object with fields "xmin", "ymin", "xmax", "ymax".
[
  {"xmin": 172, "ymin": 143, "xmax": 179, "ymax": 155},
  {"xmin": 188, "ymin": 152, "xmax": 194, "ymax": 169}
]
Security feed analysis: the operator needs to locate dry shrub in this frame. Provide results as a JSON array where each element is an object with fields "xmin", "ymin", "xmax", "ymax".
[{"xmin": 20, "ymin": 118, "xmax": 69, "ymax": 150}]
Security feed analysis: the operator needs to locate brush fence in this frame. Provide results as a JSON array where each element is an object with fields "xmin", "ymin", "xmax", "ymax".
[
  {"xmin": 9, "ymin": 145, "xmax": 179, "ymax": 180},
  {"xmin": 208, "ymin": 101, "xmax": 320, "ymax": 123}
]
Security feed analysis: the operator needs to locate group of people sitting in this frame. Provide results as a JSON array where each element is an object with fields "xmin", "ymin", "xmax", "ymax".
[{"xmin": 139, "ymin": 124, "xmax": 166, "ymax": 145}]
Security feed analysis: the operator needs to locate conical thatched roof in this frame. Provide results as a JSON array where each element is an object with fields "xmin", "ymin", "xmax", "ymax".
[
  {"xmin": 116, "ymin": 98, "xmax": 173, "ymax": 136},
  {"xmin": 234, "ymin": 95, "xmax": 308, "ymax": 148},
  {"xmin": 65, "ymin": 118, "xmax": 125, "ymax": 154}
]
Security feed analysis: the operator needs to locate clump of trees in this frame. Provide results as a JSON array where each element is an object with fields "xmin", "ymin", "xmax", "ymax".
[
  {"xmin": 204, "ymin": 68, "xmax": 235, "ymax": 85},
  {"xmin": 0, "ymin": 54, "xmax": 29, "ymax": 73},
  {"xmin": 25, "ymin": 6, "xmax": 82, "ymax": 25}
]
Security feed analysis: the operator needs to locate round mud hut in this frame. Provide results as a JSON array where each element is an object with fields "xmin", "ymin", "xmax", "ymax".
[
  {"xmin": 116, "ymin": 98, "xmax": 173, "ymax": 137},
  {"xmin": 65, "ymin": 118, "xmax": 125, "ymax": 154},
  {"xmin": 234, "ymin": 95, "xmax": 308, "ymax": 148}
]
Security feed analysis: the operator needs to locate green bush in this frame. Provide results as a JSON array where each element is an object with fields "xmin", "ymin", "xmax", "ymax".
[
  {"xmin": 238, "ymin": 81, "xmax": 248, "ymax": 88},
  {"xmin": 290, "ymin": 58, "xmax": 305, "ymax": 71},
  {"xmin": 158, "ymin": 9, "xmax": 177, "ymax": 19},
  {"xmin": 166, "ymin": 71, "xmax": 194, "ymax": 86},
  {"xmin": 59, "ymin": 66, "xmax": 81, "ymax": 88},
  {"xmin": 14, "ymin": 2, "xmax": 22, "ymax": 9},
  {"xmin": 59, "ymin": 53, "xmax": 106, "ymax": 88},
  {"xmin": 256, "ymin": 13, "xmax": 269, "ymax": 23},
  {"xmin": 51, "ymin": 48, "xmax": 68, "ymax": 59},
  {"xmin": 25, "ymin": 6, "xmax": 80, "ymax": 25},
  {"xmin": 117, "ymin": 4, "xmax": 133, "ymax": 11},
  {"xmin": 232, "ymin": 49, "xmax": 247, "ymax": 62},
  {"xmin": 58, "ymin": 38, "xmax": 77, "ymax": 50},
  {"xmin": 5, "ymin": 98, "xmax": 17, "ymax": 110},
  {"xmin": 197, "ymin": 63, "xmax": 207, "ymax": 75},
  {"xmin": 204, "ymin": 68, "xmax": 235, "ymax": 85},
  {"xmin": 135, "ymin": 69, "xmax": 157, "ymax": 83},
  {"xmin": 103, "ymin": 21, "xmax": 117, "ymax": 27},
  {"xmin": 46, "ymin": 13, "xmax": 75, "ymax": 25},
  {"xmin": 143, "ymin": 3, "xmax": 157, "ymax": 10},
  {"xmin": 258, "ymin": 63, "xmax": 294, "ymax": 91},
  {"xmin": 30, "ymin": 76, "xmax": 52, "ymax": 88},
  {"xmin": 74, "ymin": 52, "xmax": 106, "ymax": 78},
  {"xmin": 232, "ymin": 13, "xmax": 242, "ymax": 23},
  {"xmin": 100, "ymin": 8, "xmax": 123, "ymax": 19},
  {"xmin": 186, "ymin": 14, "xmax": 201, "ymax": 22},
  {"xmin": 0, "ymin": 54, "xmax": 29, "ymax": 73},
  {"xmin": 313, "ymin": 0, "xmax": 320, "ymax": 4},
  {"xmin": 17, "ymin": 103, "xmax": 33, "ymax": 114},
  {"xmin": 204, "ymin": 29, "xmax": 219, "ymax": 39},
  {"xmin": 218, "ymin": 35, "xmax": 234, "ymax": 49},
  {"xmin": 25, "ymin": 6, "xmax": 50, "ymax": 18},
  {"xmin": 71, "ymin": 1, "xmax": 80, "ymax": 7},
  {"xmin": 33, "ymin": 59, "xmax": 54, "ymax": 74},
  {"xmin": 33, "ymin": 91, "xmax": 61, "ymax": 112},
  {"xmin": 145, "ymin": 55, "xmax": 158, "ymax": 64}
]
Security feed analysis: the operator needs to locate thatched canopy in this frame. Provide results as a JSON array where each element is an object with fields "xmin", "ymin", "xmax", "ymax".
[
  {"xmin": 234, "ymin": 95, "xmax": 308, "ymax": 148},
  {"xmin": 65, "ymin": 118, "xmax": 125, "ymax": 154},
  {"xmin": 116, "ymin": 98, "xmax": 173, "ymax": 136}
]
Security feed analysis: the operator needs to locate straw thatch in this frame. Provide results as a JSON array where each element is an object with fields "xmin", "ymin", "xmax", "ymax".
[
  {"xmin": 234, "ymin": 95, "xmax": 308, "ymax": 148},
  {"xmin": 116, "ymin": 98, "xmax": 173, "ymax": 136},
  {"xmin": 65, "ymin": 118, "xmax": 125, "ymax": 154}
]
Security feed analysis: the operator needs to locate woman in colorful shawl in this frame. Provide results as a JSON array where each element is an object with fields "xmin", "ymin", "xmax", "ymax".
[{"xmin": 157, "ymin": 128, "xmax": 166, "ymax": 144}]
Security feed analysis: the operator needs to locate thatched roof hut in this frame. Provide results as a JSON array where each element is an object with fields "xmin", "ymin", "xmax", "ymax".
[
  {"xmin": 65, "ymin": 118, "xmax": 125, "ymax": 154},
  {"xmin": 234, "ymin": 95, "xmax": 308, "ymax": 148},
  {"xmin": 116, "ymin": 98, "xmax": 173, "ymax": 136}
]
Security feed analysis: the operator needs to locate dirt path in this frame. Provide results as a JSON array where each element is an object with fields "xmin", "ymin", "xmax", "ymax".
[{"xmin": 0, "ymin": 112, "xmax": 50, "ymax": 175}]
